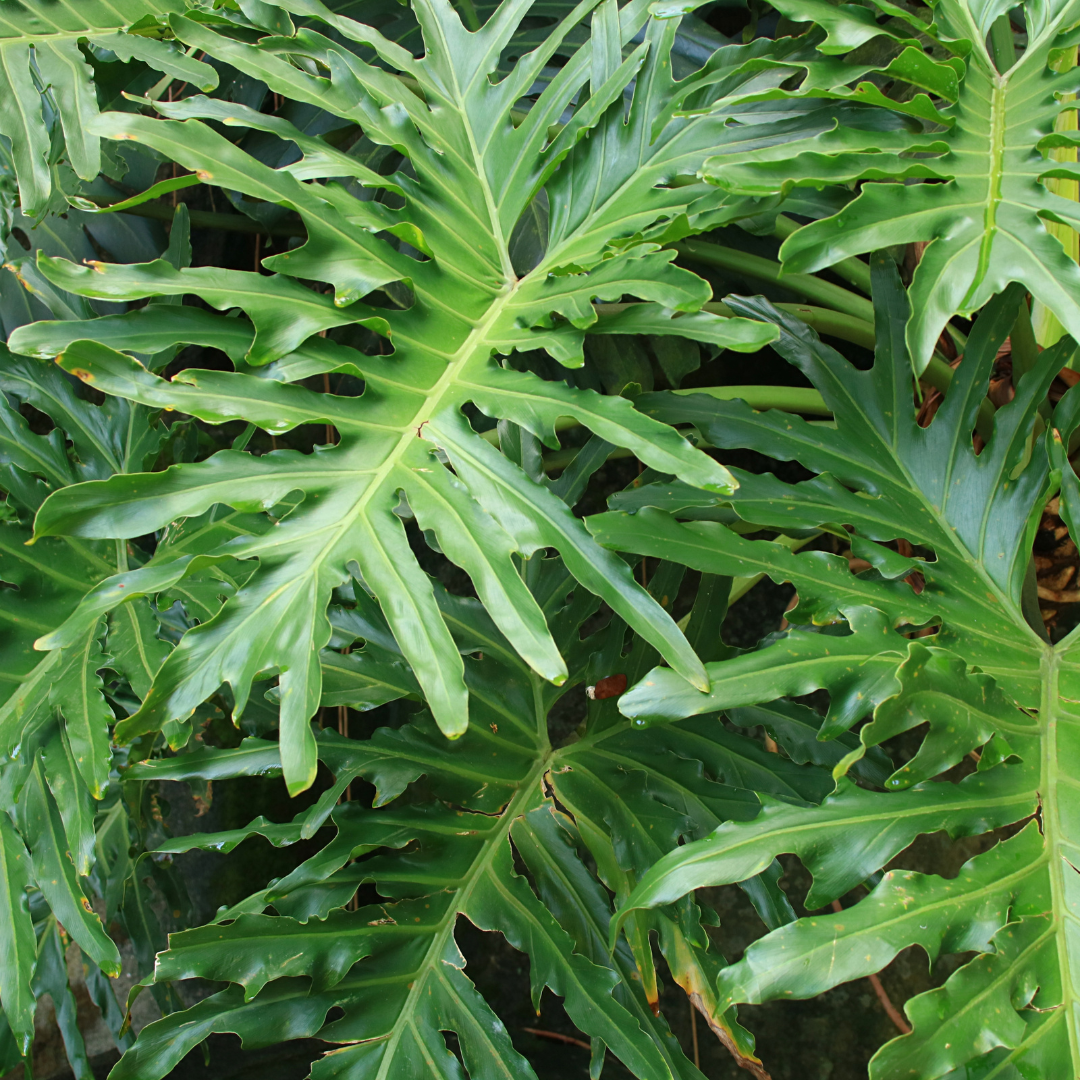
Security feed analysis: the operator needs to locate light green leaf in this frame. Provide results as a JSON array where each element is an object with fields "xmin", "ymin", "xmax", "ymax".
[
  {"xmin": 48, "ymin": 618, "xmax": 112, "ymax": 800},
  {"xmin": 0, "ymin": 811, "xmax": 36, "ymax": 1055},
  {"xmin": 705, "ymin": 0, "xmax": 1080, "ymax": 369},
  {"xmin": 22, "ymin": 758, "xmax": 120, "ymax": 975},
  {"xmin": 41, "ymin": 725, "xmax": 96, "ymax": 875}
]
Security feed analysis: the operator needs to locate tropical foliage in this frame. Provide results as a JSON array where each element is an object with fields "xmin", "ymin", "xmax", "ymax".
[{"xmin": 0, "ymin": 0, "xmax": 1077, "ymax": 1077}]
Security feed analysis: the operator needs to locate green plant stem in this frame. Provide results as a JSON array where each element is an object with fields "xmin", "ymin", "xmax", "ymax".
[
  {"xmin": 717, "ymin": 302, "xmax": 876, "ymax": 350},
  {"xmin": 673, "ymin": 239, "xmax": 875, "ymax": 324},
  {"xmin": 671, "ymin": 385, "xmax": 830, "ymax": 415},
  {"xmin": 771, "ymin": 215, "xmax": 873, "ymax": 296},
  {"xmin": 525, "ymin": 302, "xmax": 996, "ymax": 455},
  {"xmin": 83, "ymin": 195, "xmax": 301, "ymax": 236},
  {"xmin": 596, "ymin": 301, "xmax": 877, "ymax": 351}
]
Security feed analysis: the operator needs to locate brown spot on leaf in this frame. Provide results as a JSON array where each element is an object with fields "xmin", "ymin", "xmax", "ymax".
[{"xmin": 586, "ymin": 673, "xmax": 627, "ymax": 700}]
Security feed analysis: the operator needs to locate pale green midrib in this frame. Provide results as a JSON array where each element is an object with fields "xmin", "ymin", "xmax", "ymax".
[
  {"xmin": 328, "ymin": 278, "xmax": 518, "ymax": 536},
  {"xmin": 372, "ymin": 755, "xmax": 549, "ymax": 1079},
  {"xmin": 959, "ymin": 75, "xmax": 1007, "ymax": 313},
  {"xmin": 885, "ymin": 428, "xmax": 1042, "ymax": 654},
  {"xmin": 1042, "ymin": 648, "xmax": 1080, "ymax": 1071},
  {"xmin": 117, "ymin": 603, "xmax": 154, "ymax": 683},
  {"xmin": 0, "ymin": 28, "xmax": 110, "ymax": 45},
  {"xmin": 556, "ymin": 747, "xmax": 728, "ymax": 833},
  {"xmin": 952, "ymin": 9, "xmax": 1071, "ymax": 311},
  {"xmin": 655, "ymin": 784, "xmax": 1035, "ymax": 873},
  {"xmin": 432, "ymin": 21, "xmax": 516, "ymax": 285}
]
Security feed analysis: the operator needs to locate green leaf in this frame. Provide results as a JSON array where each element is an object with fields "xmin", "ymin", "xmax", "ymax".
[
  {"xmin": 727, "ymin": 699, "xmax": 893, "ymax": 788},
  {"xmin": 701, "ymin": 0, "xmax": 1080, "ymax": 369},
  {"xmin": 0, "ymin": 811, "xmax": 35, "ymax": 1055},
  {"xmin": 596, "ymin": 264, "xmax": 1058, "ymax": 698},
  {"xmin": 69, "ymin": 173, "xmax": 201, "ymax": 215},
  {"xmin": 868, "ymin": 913, "xmax": 1061, "ymax": 1079},
  {"xmin": 616, "ymin": 605, "xmax": 905, "ymax": 728},
  {"xmin": 41, "ymin": 725, "xmax": 96, "ymax": 875},
  {"xmin": 85, "ymin": 31, "xmax": 217, "ymax": 89},
  {"xmin": 0, "ymin": 0, "xmax": 197, "ymax": 213},
  {"xmin": 856, "ymin": 642, "xmax": 1032, "ymax": 790},
  {"xmin": 32, "ymin": 919, "xmax": 92, "ymax": 1080},
  {"xmin": 21, "ymin": 758, "xmax": 120, "ymax": 975},
  {"xmin": 10, "ymin": 0, "xmax": 793, "ymax": 788},
  {"xmin": 318, "ymin": 645, "xmax": 421, "ymax": 710},
  {"xmin": 611, "ymin": 770, "xmax": 1034, "ymax": 942},
  {"xmin": 35, "ymin": 39, "xmax": 100, "ymax": 182},
  {"xmin": 0, "ymin": 42, "xmax": 53, "ymax": 216},
  {"xmin": 112, "ymin": 557, "xmax": 803, "ymax": 1080},
  {"xmin": 36, "ymin": 259, "xmax": 392, "ymax": 366},
  {"xmin": 48, "ymin": 618, "xmax": 113, "ymax": 800},
  {"xmin": 712, "ymin": 823, "xmax": 1046, "ymax": 1009},
  {"xmin": 602, "ymin": 253, "xmax": 1080, "ymax": 1076},
  {"xmin": 156, "ymin": 909, "xmax": 377, "ymax": 1000},
  {"xmin": 106, "ymin": 598, "xmax": 171, "ymax": 700}
]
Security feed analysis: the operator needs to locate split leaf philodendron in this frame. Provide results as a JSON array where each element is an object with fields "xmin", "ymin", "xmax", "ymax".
[
  {"xmin": 8, "ymin": 0, "xmax": 796, "ymax": 796},
  {"xmin": 0, "ymin": 0, "xmax": 1078, "ymax": 1077},
  {"xmin": 595, "ymin": 257, "xmax": 1080, "ymax": 1078},
  {"xmin": 694, "ymin": 0, "xmax": 1080, "ymax": 371}
]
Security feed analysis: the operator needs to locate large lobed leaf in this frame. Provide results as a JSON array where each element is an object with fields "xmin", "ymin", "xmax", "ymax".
[
  {"xmin": 594, "ymin": 255, "xmax": 1080, "ymax": 1078},
  {"xmin": 696, "ymin": 0, "xmax": 1080, "ymax": 369},
  {"xmin": 4, "ymin": 0, "xmax": 814, "ymax": 794},
  {"xmin": 107, "ymin": 558, "xmax": 825, "ymax": 1079},
  {"xmin": 0, "ymin": 0, "xmax": 216, "ymax": 215}
]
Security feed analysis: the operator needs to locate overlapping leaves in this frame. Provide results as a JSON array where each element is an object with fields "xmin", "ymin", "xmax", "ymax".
[
  {"xmin": 692, "ymin": 0, "xmax": 1080, "ymax": 370},
  {"xmin": 0, "ymin": 0, "xmax": 218, "ymax": 216},
  {"xmin": 110, "ymin": 554, "xmax": 838, "ymax": 1080},
  {"xmin": 590, "ymin": 257, "xmax": 1080, "ymax": 1078},
  {"xmin": 3, "ymin": 0, "xmax": 818, "ymax": 795}
]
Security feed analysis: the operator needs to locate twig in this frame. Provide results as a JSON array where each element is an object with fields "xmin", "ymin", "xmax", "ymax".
[
  {"xmin": 831, "ymin": 900, "xmax": 911, "ymax": 1035},
  {"xmin": 522, "ymin": 1027, "xmax": 590, "ymax": 1050},
  {"xmin": 688, "ymin": 992, "xmax": 773, "ymax": 1080},
  {"xmin": 689, "ymin": 997, "xmax": 700, "ymax": 1069},
  {"xmin": 868, "ymin": 972, "xmax": 911, "ymax": 1035},
  {"xmin": 80, "ymin": 194, "xmax": 303, "ymax": 236}
]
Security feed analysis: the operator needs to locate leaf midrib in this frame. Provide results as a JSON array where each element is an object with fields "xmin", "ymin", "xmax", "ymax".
[
  {"xmin": 730, "ymin": 853, "xmax": 1045, "ymax": 997},
  {"xmin": 1041, "ymin": 649, "xmax": 1080, "ymax": 1071},
  {"xmin": 650, "ymin": 783, "xmax": 1034, "ymax": 877},
  {"xmin": 370, "ymin": 754, "xmax": 549, "ymax": 1080}
]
